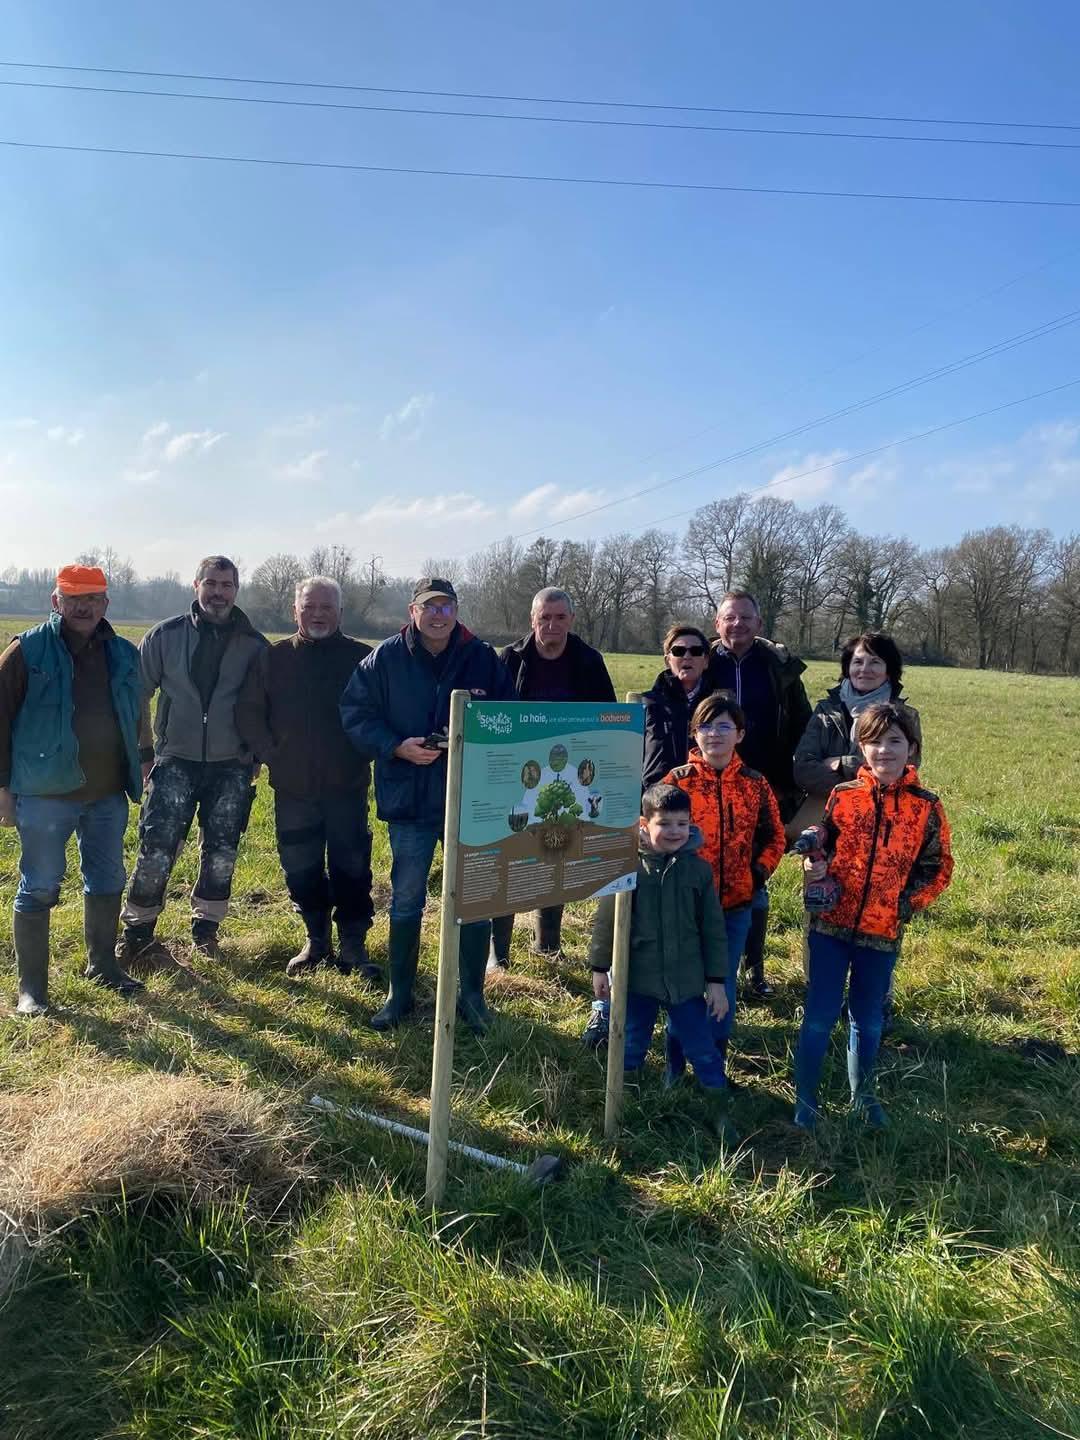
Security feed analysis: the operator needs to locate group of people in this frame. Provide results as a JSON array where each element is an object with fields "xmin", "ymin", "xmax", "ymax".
[{"xmin": 1, "ymin": 556, "xmax": 953, "ymax": 1130}]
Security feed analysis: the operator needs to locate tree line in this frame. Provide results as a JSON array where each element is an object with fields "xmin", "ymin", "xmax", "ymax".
[{"xmin": 1, "ymin": 498, "xmax": 1077, "ymax": 673}]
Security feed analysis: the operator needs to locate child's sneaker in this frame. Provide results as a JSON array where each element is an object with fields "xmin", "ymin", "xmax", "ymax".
[
  {"xmin": 793, "ymin": 1096, "xmax": 820, "ymax": 1132},
  {"xmin": 582, "ymin": 1000, "xmax": 610, "ymax": 1050}
]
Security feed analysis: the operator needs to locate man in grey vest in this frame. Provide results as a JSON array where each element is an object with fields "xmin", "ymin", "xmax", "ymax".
[
  {"xmin": 116, "ymin": 555, "xmax": 266, "ymax": 965},
  {"xmin": 0, "ymin": 564, "xmax": 149, "ymax": 1014}
]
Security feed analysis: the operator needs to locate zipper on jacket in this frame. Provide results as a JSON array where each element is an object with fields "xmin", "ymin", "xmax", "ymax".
[
  {"xmin": 202, "ymin": 711, "xmax": 209, "ymax": 763},
  {"xmin": 851, "ymin": 790, "xmax": 883, "ymax": 937},
  {"xmin": 715, "ymin": 771, "xmax": 726, "ymax": 899}
]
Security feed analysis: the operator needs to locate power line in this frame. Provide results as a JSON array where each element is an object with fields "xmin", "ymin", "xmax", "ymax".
[
  {"xmin": 9, "ymin": 75, "xmax": 1080, "ymax": 151},
  {"xmin": 511, "ymin": 304, "xmax": 1080, "ymax": 537},
  {"xmin": 637, "ymin": 374, "xmax": 1080, "ymax": 534},
  {"xmin": 4, "ymin": 136, "xmax": 1080, "ymax": 209},
  {"xmin": 3, "ymin": 58, "xmax": 1080, "ymax": 133}
]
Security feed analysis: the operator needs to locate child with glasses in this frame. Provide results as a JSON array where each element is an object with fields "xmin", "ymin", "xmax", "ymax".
[{"xmin": 663, "ymin": 690, "xmax": 785, "ymax": 1088}]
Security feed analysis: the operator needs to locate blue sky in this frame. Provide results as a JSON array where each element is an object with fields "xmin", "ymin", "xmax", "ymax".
[{"xmin": 2, "ymin": 0, "xmax": 1079, "ymax": 582}]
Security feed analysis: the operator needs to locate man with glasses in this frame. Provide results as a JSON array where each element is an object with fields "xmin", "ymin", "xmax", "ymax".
[
  {"xmin": 0, "ymin": 564, "xmax": 150, "ymax": 1013},
  {"xmin": 709, "ymin": 590, "xmax": 811, "ymax": 999},
  {"xmin": 340, "ymin": 577, "xmax": 513, "ymax": 1033},
  {"xmin": 491, "ymin": 587, "xmax": 615, "ymax": 967}
]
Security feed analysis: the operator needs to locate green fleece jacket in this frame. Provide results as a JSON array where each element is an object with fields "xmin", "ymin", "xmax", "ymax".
[{"xmin": 588, "ymin": 826, "xmax": 728, "ymax": 1006}]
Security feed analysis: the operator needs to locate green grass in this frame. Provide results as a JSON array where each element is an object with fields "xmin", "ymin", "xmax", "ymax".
[{"xmin": 1, "ymin": 645, "xmax": 1079, "ymax": 1439}]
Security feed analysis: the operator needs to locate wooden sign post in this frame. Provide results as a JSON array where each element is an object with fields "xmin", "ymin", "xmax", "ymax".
[
  {"xmin": 425, "ymin": 688, "xmax": 468, "ymax": 1207},
  {"xmin": 603, "ymin": 691, "xmax": 643, "ymax": 1141}
]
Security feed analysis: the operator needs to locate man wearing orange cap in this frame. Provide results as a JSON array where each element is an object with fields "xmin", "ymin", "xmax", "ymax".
[{"xmin": 0, "ymin": 565, "xmax": 150, "ymax": 1015}]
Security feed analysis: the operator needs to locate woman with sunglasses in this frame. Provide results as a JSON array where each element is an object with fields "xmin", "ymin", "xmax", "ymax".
[{"xmin": 641, "ymin": 625, "xmax": 720, "ymax": 789}]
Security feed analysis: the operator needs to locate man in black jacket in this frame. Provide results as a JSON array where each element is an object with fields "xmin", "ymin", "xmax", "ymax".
[
  {"xmin": 117, "ymin": 556, "xmax": 266, "ymax": 964},
  {"xmin": 491, "ymin": 588, "xmax": 616, "ymax": 966},
  {"xmin": 236, "ymin": 577, "xmax": 375, "ymax": 981},
  {"xmin": 340, "ymin": 578, "xmax": 514, "ymax": 1032},
  {"xmin": 709, "ymin": 589, "xmax": 812, "ymax": 999}
]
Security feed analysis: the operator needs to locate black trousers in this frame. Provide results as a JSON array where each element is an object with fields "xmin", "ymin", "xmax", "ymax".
[
  {"xmin": 274, "ymin": 787, "xmax": 374, "ymax": 927},
  {"xmin": 123, "ymin": 757, "xmax": 252, "ymax": 927}
]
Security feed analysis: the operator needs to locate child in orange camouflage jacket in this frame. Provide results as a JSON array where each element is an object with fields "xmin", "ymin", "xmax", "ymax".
[
  {"xmin": 794, "ymin": 700, "xmax": 953, "ymax": 1132},
  {"xmin": 662, "ymin": 690, "xmax": 785, "ymax": 1085}
]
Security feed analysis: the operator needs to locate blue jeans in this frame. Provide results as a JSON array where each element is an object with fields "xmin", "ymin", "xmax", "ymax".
[
  {"xmin": 14, "ymin": 792, "xmax": 129, "ymax": 914},
  {"xmin": 665, "ymin": 904, "xmax": 752, "ymax": 1077},
  {"xmin": 794, "ymin": 930, "xmax": 896, "ymax": 1106},
  {"xmin": 386, "ymin": 822, "xmax": 441, "ymax": 922},
  {"xmin": 625, "ymin": 991, "xmax": 727, "ymax": 1089}
]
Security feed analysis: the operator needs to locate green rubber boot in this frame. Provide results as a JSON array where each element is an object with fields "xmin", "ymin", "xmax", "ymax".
[
  {"xmin": 458, "ymin": 921, "xmax": 493, "ymax": 1034},
  {"xmin": 14, "ymin": 908, "xmax": 50, "ymax": 1016},
  {"xmin": 84, "ymin": 893, "xmax": 144, "ymax": 994},
  {"xmin": 368, "ymin": 919, "xmax": 421, "ymax": 1031}
]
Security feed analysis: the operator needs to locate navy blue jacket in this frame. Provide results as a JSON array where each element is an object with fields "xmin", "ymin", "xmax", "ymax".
[{"xmin": 340, "ymin": 623, "xmax": 514, "ymax": 826}]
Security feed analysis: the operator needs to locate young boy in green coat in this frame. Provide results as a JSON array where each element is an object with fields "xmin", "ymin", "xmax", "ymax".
[{"xmin": 589, "ymin": 784, "xmax": 733, "ymax": 1121}]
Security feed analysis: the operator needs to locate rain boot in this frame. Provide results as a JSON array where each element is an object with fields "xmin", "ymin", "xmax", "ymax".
[
  {"xmin": 369, "ymin": 918, "xmax": 421, "ymax": 1031},
  {"xmin": 703, "ymin": 1085, "xmax": 740, "ymax": 1145},
  {"xmin": 664, "ymin": 1025, "xmax": 687, "ymax": 1087},
  {"xmin": 14, "ymin": 908, "xmax": 50, "ymax": 1016},
  {"xmin": 848, "ymin": 1029, "xmax": 889, "ymax": 1128},
  {"xmin": 286, "ymin": 910, "xmax": 332, "ymax": 978},
  {"xmin": 742, "ymin": 906, "xmax": 775, "ymax": 1000},
  {"xmin": 84, "ymin": 893, "xmax": 144, "ymax": 995},
  {"xmin": 531, "ymin": 905, "xmax": 564, "ymax": 959},
  {"xmin": 488, "ymin": 913, "xmax": 514, "ymax": 972},
  {"xmin": 336, "ymin": 919, "xmax": 382, "ymax": 984},
  {"xmin": 458, "ymin": 921, "xmax": 493, "ymax": 1034}
]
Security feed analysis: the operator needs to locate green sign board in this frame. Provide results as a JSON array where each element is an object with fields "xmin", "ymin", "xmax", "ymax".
[{"xmin": 454, "ymin": 700, "xmax": 644, "ymax": 923}]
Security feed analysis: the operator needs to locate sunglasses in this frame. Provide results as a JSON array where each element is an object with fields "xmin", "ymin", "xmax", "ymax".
[{"xmin": 668, "ymin": 644, "xmax": 706, "ymax": 658}]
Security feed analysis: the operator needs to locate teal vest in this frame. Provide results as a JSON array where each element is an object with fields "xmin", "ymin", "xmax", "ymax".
[{"xmin": 9, "ymin": 613, "xmax": 143, "ymax": 801}]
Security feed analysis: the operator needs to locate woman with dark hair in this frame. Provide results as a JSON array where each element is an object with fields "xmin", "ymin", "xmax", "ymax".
[
  {"xmin": 640, "ymin": 624, "xmax": 720, "ymax": 789},
  {"xmin": 793, "ymin": 631, "xmax": 922, "ymax": 817}
]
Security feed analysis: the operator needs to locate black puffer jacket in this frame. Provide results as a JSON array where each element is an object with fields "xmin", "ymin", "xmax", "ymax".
[
  {"xmin": 793, "ymin": 683, "xmax": 922, "ymax": 797},
  {"xmin": 641, "ymin": 668, "xmax": 722, "ymax": 790},
  {"xmin": 500, "ymin": 632, "xmax": 616, "ymax": 703}
]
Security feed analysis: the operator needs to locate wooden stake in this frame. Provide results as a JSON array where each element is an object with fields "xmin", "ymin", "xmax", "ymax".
[
  {"xmin": 425, "ymin": 688, "xmax": 469, "ymax": 1207},
  {"xmin": 604, "ymin": 690, "xmax": 644, "ymax": 1141}
]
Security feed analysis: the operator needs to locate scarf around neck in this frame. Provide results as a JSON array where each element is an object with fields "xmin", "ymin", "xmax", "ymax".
[{"xmin": 839, "ymin": 677, "xmax": 893, "ymax": 739}]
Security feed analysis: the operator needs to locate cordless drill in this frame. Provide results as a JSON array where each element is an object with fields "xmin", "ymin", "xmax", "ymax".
[{"xmin": 792, "ymin": 825, "xmax": 842, "ymax": 913}]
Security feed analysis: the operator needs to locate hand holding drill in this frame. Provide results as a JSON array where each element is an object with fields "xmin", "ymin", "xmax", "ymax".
[{"xmin": 792, "ymin": 825, "xmax": 842, "ymax": 913}]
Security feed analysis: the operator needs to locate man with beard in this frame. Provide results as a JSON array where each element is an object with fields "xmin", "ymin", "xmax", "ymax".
[
  {"xmin": 116, "ymin": 556, "xmax": 266, "ymax": 964},
  {"xmin": 237, "ymin": 576, "xmax": 376, "ymax": 980}
]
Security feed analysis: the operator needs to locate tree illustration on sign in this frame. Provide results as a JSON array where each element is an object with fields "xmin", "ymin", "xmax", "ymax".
[{"xmin": 534, "ymin": 778, "xmax": 583, "ymax": 850}]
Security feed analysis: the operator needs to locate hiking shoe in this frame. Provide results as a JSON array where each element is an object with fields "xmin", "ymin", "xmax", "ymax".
[{"xmin": 582, "ymin": 1001, "xmax": 610, "ymax": 1051}]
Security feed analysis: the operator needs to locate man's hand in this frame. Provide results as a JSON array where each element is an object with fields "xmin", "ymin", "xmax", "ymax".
[
  {"xmin": 394, "ymin": 737, "xmax": 443, "ymax": 766},
  {"xmin": 803, "ymin": 856, "xmax": 828, "ymax": 882},
  {"xmin": 706, "ymin": 982, "xmax": 729, "ymax": 1022},
  {"xmin": 592, "ymin": 969, "xmax": 611, "ymax": 1002},
  {"xmin": 0, "ymin": 786, "xmax": 14, "ymax": 827}
]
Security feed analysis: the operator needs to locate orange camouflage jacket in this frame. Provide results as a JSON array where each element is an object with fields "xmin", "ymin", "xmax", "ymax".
[
  {"xmin": 811, "ymin": 764, "xmax": 953, "ymax": 949},
  {"xmin": 663, "ymin": 750, "xmax": 785, "ymax": 909}
]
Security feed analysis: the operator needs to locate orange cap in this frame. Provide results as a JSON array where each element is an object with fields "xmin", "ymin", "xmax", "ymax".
[{"xmin": 56, "ymin": 564, "xmax": 108, "ymax": 596}]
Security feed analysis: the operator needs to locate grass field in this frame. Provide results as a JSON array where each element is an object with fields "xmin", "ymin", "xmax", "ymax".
[{"xmin": 1, "ymin": 626, "xmax": 1078, "ymax": 1439}]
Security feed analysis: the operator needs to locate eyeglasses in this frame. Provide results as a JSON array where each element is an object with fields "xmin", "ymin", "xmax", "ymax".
[
  {"xmin": 419, "ymin": 601, "xmax": 456, "ymax": 617},
  {"xmin": 668, "ymin": 644, "xmax": 706, "ymax": 658},
  {"xmin": 696, "ymin": 722, "xmax": 738, "ymax": 736}
]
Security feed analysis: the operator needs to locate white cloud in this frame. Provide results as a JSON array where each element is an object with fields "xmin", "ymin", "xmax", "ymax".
[
  {"xmin": 318, "ymin": 491, "xmax": 494, "ymax": 532},
  {"xmin": 162, "ymin": 429, "xmax": 226, "ymax": 462},
  {"xmin": 510, "ymin": 484, "xmax": 610, "ymax": 521},
  {"xmin": 122, "ymin": 467, "xmax": 161, "ymax": 487},
  {"xmin": 278, "ymin": 449, "xmax": 329, "ymax": 482},
  {"xmin": 143, "ymin": 420, "xmax": 170, "ymax": 445},
  {"xmin": 46, "ymin": 424, "xmax": 86, "ymax": 447},
  {"xmin": 267, "ymin": 412, "xmax": 324, "ymax": 440},
  {"xmin": 764, "ymin": 449, "xmax": 847, "ymax": 502},
  {"xmin": 379, "ymin": 392, "xmax": 434, "ymax": 441}
]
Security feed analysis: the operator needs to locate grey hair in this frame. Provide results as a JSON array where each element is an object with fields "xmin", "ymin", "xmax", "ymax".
[
  {"xmin": 531, "ymin": 586, "xmax": 574, "ymax": 617},
  {"xmin": 295, "ymin": 575, "xmax": 342, "ymax": 606}
]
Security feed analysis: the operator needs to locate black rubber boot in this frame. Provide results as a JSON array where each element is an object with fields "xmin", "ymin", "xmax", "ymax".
[
  {"xmin": 742, "ymin": 906, "xmax": 775, "ymax": 1000},
  {"xmin": 191, "ymin": 919, "xmax": 222, "ymax": 959},
  {"xmin": 531, "ymin": 905, "xmax": 564, "ymax": 958},
  {"xmin": 14, "ymin": 908, "xmax": 50, "ymax": 1016},
  {"xmin": 369, "ymin": 918, "xmax": 421, "ymax": 1031},
  {"xmin": 488, "ymin": 914, "xmax": 514, "ymax": 971},
  {"xmin": 84, "ymin": 893, "xmax": 144, "ymax": 995},
  {"xmin": 458, "ymin": 921, "xmax": 493, "ymax": 1034},
  {"xmin": 664, "ymin": 1026, "xmax": 687, "ymax": 1087},
  {"xmin": 286, "ymin": 910, "xmax": 332, "ymax": 978},
  {"xmin": 336, "ymin": 919, "xmax": 382, "ymax": 984}
]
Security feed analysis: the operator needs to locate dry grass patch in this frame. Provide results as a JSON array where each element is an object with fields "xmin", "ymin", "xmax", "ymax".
[{"xmin": 0, "ymin": 1073, "xmax": 313, "ymax": 1286}]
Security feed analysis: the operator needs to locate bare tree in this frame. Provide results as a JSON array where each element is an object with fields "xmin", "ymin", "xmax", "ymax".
[
  {"xmin": 1047, "ymin": 533, "xmax": 1080, "ymax": 673},
  {"xmin": 679, "ymin": 493, "xmax": 751, "ymax": 611},
  {"xmin": 737, "ymin": 497, "xmax": 800, "ymax": 636},
  {"xmin": 306, "ymin": 543, "xmax": 355, "ymax": 590},
  {"xmin": 789, "ymin": 503, "xmax": 847, "ymax": 650},
  {"xmin": 249, "ymin": 552, "xmax": 304, "ymax": 630},
  {"xmin": 635, "ymin": 529, "xmax": 679, "ymax": 652}
]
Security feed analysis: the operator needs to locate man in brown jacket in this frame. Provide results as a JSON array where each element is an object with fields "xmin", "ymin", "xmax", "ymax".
[{"xmin": 236, "ymin": 576, "xmax": 376, "ymax": 979}]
